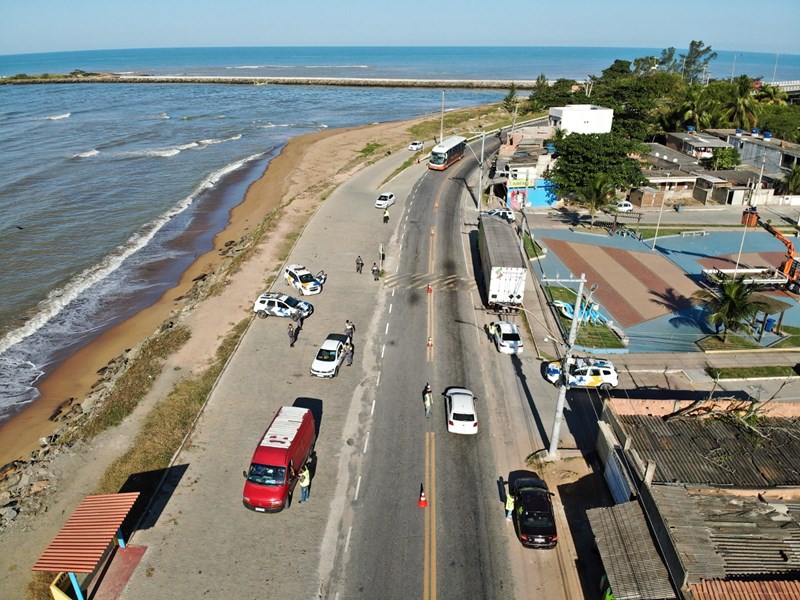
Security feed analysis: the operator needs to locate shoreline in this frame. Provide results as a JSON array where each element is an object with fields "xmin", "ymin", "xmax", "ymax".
[{"xmin": 0, "ymin": 126, "xmax": 341, "ymax": 467}]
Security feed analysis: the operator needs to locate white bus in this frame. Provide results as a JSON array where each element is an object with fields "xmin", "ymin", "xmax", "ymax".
[{"xmin": 428, "ymin": 136, "xmax": 467, "ymax": 171}]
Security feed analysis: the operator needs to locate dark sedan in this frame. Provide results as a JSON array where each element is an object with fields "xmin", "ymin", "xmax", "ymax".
[{"xmin": 512, "ymin": 477, "xmax": 557, "ymax": 549}]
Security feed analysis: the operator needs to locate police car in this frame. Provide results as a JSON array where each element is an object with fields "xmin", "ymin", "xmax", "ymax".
[
  {"xmin": 284, "ymin": 264, "xmax": 326, "ymax": 296},
  {"xmin": 545, "ymin": 357, "xmax": 618, "ymax": 390},
  {"xmin": 253, "ymin": 292, "xmax": 313, "ymax": 320}
]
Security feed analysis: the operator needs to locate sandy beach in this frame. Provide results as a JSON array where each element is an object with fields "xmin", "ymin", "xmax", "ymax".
[{"xmin": 0, "ymin": 116, "xmax": 433, "ymax": 468}]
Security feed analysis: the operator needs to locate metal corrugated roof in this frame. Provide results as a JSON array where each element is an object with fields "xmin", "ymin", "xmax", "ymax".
[
  {"xmin": 690, "ymin": 579, "xmax": 800, "ymax": 600},
  {"xmin": 618, "ymin": 415, "xmax": 800, "ymax": 487},
  {"xmin": 32, "ymin": 492, "xmax": 140, "ymax": 573},
  {"xmin": 587, "ymin": 502, "xmax": 676, "ymax": 600}
]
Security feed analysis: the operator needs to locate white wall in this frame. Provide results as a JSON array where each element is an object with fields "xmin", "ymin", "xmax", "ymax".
[{"xmin": 549, "ymin": 104, "xmax": 613, "ymax": 135}]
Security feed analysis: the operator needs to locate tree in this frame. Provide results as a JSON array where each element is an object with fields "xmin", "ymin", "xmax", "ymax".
[
  {"xmin": 708, "ymin": 147, "xmax": 740, "ymax": 170},
  {"xmin": 527, "ymin": 74, "xmax": 550, "ymax": 111},
  {"xmin": 759, "ymin": 104, "xmax": 800, "ymax": 143},
  {"xmin": 573, "ymin": 173, "xmax": 616, "ymax": 228},
  {"xmin": 756, "ymin": 83, "xmax": 788, "ymax": 106},
  {"xmin": 776, "ymin": 165, "xmax": 800, "ymax": 195},
  {"xmin": 658, "ymin": 47, "xmax": 681, "ymax": 73},
  {"xmin": 548, "ymin": 132, "xmax": 647, "ymax": 199},
  {"xmin": 502, "ymin": 82, "xmax": 518, "ymax": 114},
  {"xmin": 632, "ymin": 55, "xmax": 659, "ymax": 77},
  {"xmin": 680, "ymin": 40, "xmax": 717, "ymax": 84},
  {"xmin": 600, "ymin": 60, "xmax": 632, "ymax": 80},
  {"xmin": 693, "ymin": 278, "xmax": 769, "ymax": 342},
  {"xmin": 724, "ymin": 75, "xmax": 761, "ymax": 129}
]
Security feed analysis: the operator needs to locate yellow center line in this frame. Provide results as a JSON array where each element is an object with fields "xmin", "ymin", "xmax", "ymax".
[
  {"xmin": 423, "ymin": 431, "xmax": 437, "ymax": 600},
  {"xmin": 423, "ymin": 433, "xmax": 430, "ymax": 599},
  {"xmin": 430, "ymin": 432, "xmax": 437, "ymax": 600},
  {"xmin": 427, "ymin": 227, "xmax": 436, "ymax": 362}
]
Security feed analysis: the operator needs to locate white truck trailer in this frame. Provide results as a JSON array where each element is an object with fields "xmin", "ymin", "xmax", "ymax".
[{"xmin": 478, "ymin": 215, "xmax": 528, "ymax": 312}]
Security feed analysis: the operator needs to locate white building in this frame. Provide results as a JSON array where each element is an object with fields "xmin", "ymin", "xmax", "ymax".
[{"xmin": 548, "ymin": 104, "xmax": 613, "ymax": 135}]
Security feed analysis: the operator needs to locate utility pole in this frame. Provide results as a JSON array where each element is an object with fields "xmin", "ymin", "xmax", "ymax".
[
  {"xmin": 467, "ymin": 129, "xmax": 488, "ymax": 208},
  {"xmin": 542, "ymin": 274, "xmax": 589, "ymax": 460}
]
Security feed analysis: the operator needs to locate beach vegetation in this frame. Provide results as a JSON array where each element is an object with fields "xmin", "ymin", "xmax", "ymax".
[
  {"xmin": 706, "ymin": 365, "xmax": 796, "ymax": 379},
  {"xmin": 74, "ymin": 325, "xmax": 192, "ymax": 441},
  {"xmin": 357, "ymin": 142, "xmax": 384, "ymax": 157}
]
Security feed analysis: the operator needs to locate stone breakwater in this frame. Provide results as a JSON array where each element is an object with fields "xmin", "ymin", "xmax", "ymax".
[
  {"xmin": 1, "ymin": 74, "xmax": 539, "ymax": 89},
  {"xmin": 0, "ymin": 233, "xmax": 254, "ymax": 532}
]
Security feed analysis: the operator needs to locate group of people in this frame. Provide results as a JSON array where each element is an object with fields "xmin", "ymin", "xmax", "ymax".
[{"xmin": 355, "ymin": 255, "xmax": 381, "ymax": 281}]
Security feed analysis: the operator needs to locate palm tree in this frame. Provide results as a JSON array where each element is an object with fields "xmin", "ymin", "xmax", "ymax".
[
  {"xmin": 675, "ymin": 84, "xmax": 707, "ymax": 129},
  {"xmin": 574, "ymin": 173, "xmax": 616, "ymax": 228},
  {"xmin": 693, "ymin": 278, "xmax": 769, "ymax": 342},
  {"xmin": 756, "ymin": 83, "xmax": 788, "ymax": 106},
  {"xmin": 724, "ymin": 76, "xmax": 761, "ymax": 130},
  {"xmin": 776, "ymin": 165, "xmax": 800, "ymax": 195}
]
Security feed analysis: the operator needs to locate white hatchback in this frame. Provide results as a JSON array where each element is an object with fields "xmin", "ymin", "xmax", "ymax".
[
  {"xmin": 491, "ymin": 321, "xmax": 524, "ymax": 354},
  {"xmin": 375, "ymin": 193, "xmax": 396, "ymax": 209},
  {"xmin": 310, "ymin": 333, "xmax": 350, "ymax": 378},
  {"xmin": 615, "ymin": 201, "xmax": 634, "ymax": 213},
  {"xmin": 444, "ymin": 388, "xmax": 478, "ymax": 435}
]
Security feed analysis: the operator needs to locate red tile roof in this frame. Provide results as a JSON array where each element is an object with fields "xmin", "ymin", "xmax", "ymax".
[{"xmin": 691, "ymin": 579, "xmax": 800, "ymax": 600}]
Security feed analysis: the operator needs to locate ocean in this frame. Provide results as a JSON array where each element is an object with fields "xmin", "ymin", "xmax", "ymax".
[{"xmin": 0, "ymin": 46, "xmax": 798, "ymax": 425}]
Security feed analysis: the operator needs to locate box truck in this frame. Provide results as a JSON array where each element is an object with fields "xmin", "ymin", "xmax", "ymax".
[{"xmin": 478, "ymin": 215, "xmax": 528, "ymax": 312}]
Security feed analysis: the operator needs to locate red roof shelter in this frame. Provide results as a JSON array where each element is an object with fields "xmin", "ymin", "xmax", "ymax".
[{"xmin": 32, "ymin": 492, "xmax": 139, "ymax": 600}]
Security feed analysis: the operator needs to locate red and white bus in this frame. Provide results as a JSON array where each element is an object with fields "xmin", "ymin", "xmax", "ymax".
[{"xmin": 428, "ymin": 136, "xmax": 467, "ymax": 171}]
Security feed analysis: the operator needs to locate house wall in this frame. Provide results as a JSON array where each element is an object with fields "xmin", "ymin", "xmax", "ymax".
[{"xmin": 548, "ymin": 105, "xmax": 613, "ymax": 134}]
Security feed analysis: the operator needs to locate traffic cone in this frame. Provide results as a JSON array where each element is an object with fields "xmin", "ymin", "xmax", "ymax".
[
  {"xmin": 418, "ymin": 484, "xmax": 428, "ymax": 508},
  {"xmin": 427, "ymin": 283, "xmax": 433, "ymax": 294},
  {"xmin": 426, "ymin": 337, "xmax": 433, "ymax": 348}
]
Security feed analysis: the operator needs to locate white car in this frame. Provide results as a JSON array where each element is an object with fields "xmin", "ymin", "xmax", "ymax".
[
  {"xmin": 284, "ymin": 264, "xmax": 326, "ymax": 296},
  {"xmin": 545, "ymin": 357, "xmax": 618, "ymax": 391},
  {"xmin": 408, "ymin": 141, "xmax": 424, "ymax": 151},
  {"xmin": 480, "ymin": 208, "xmax": 515, "ymax": 223},
  {"xmin": 375, "ymin": 192, "xmax": 396, "ymax": 209},
  {"xmin": 444, "ymin": 388, "xmax": 478, "ymax": 435},
  {"xmin": 491, "ymin": 321, "xmax": 524, "ymax": 354},
  {"xmin": 253, "ymin": 292, "xmax": 313, "ymax": 319},
  {"xmin": 615, "ymin": 201, "xmax": 634, "ymax": 213},
  {"xmin": 310, "ymin": 334, "xmax": 350, "ymax": 378}
]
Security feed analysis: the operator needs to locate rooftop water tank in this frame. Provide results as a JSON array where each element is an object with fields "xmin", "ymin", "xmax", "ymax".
[
  {"xmin": 763, "ymin": 131, "xmax": 773, "ymax": 141},
  {"xmin": 686, "ymin": 125, "xmax": 696, "ymax": 133},
  {"xmin": 751, "ymin": 128, "xmax": 761, "ymax": 136},
  {"xmin": 735, "ymin": 128, "xmax": 743, "ymax": 136}
]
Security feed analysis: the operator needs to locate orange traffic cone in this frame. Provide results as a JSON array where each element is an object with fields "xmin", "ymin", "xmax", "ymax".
[
  {"xmin": 427, "ymin": 283, "xmax": 433, "ymax": 294},
  {"xmin": 418, "ymin": 484, "xmax": 428, "ymax": 508},
  {"xmin": 427, "ymin": 337, "xmax": 433, "ymax": 348}
]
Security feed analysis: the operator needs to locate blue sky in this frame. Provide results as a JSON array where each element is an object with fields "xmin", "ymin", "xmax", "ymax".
[{"xmin": 1, "ymin": 0, "xmax": 798, "ymax": 56}]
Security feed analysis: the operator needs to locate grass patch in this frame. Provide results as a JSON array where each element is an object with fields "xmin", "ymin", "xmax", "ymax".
[
  {"xmin": 771, "ymin": 325, "xmax": 800, "ymax": 349},
  {"xmin": 706, "ymin": 365, "xmax": 796, "ymax": 379},
  {"xmin": 523, "ymin": 232, "xmax": 544, "ymax": 259},
  {"xmin": 77, "ymin": 326, "xmax": 192, "ymax": 441},
  {"xmin": 545, "ymin": 286, "xmax": 625, "ymax": 349},
  {"xmin": 357, "ymin": 142, "xmax": 384, "ymax": 157},
  {"xmin": 95, "ymin": 319, "xmax": 249, "ymax": 495},
  {"xmin": 696, "ymin": 333, "xmax": 762, "ymax": 351}
]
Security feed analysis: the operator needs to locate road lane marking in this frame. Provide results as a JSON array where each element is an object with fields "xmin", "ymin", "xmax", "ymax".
[
  {"xmin": 424, "ymin": 433, "xmax": 430, "ymax": 599},
  {"xmin": 424, "ymin": 431, "xmax": 437, "ymax": 600},
  {"xmin": 354, "ymin": 475, "xmax": 362, "ymax": 501},
  {"xmin": 345, "ymin": 526, "xmax": 352, "ymax": 553},
  {"xmin": 385, "ymin": 323, "xmax": 390, "ymax": 335},
  {"xmin": 381, "ymin": 344, "xmax": 385, "ymax": 359},
  {"xmin": 389, "ymin": 303, "xmax": 393, "ymax": 313},
  {"xmin": 363, "ymin": 431, "xmax": 370, "ymax": 454},
  {"xmin": 371, "ymin": 398, "xmax": 376, "ymax": 415}
]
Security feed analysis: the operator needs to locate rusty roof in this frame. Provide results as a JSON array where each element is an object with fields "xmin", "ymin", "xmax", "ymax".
[
  {"xmin": 32, "ymin": 492, "xmax": 140, "ymax": 573},
  {"xmin": 690, "ymin": 579, "xmax": 800, "ymax": 599}
]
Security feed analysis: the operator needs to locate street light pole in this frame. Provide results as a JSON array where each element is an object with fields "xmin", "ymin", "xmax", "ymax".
[
  {"xmin": 731, "ymin": 53, "xmax": 740, "ymax": 80},
  {"xmin": 772, "ymin": 53, "xmax": 780, "ymax": 84},
  {"xmin": 735, "ymin": 155, "xmax": 767, "ymax": 276},
  {"xmin": 546, "ymin": 274, "xmax": 589, "ymax": 460},
  {"xmin": 651, "ymin": 173, "xmax": 670, "ymax": 251}
]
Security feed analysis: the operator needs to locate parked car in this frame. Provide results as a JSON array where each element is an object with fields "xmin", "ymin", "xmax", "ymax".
[
  {"xmin": 491, "ymin": 321, "xmax": 524, "ymax": 354},
  {"xmin": 615, "ymin": 200, "xmax": 634, "ymax": 213},
  {"xmin": 545, "ymin": 357, "xmax": 618, "ymax": 390},
  {"xmin": 479, "ymin": 208, "xmax": 515, "ymax": 223},
  {"xmin": 512, "ymin": 477, "xmax": 558, "ymax": 549},
  {"xmin": 284, "ymin": 264, "xmax": 326, "ymax": 296},
  {"xmin": 444, "ymin": 387, "xmax": 478, "ymax": 435},
  {"xmin": 375, "ymin": 192, "xmax": 396, "ymax": 209},
  {"xmin": 408, "ymin": 141, "xmax": 424, "ymax": 151},
  {"xmin": 253, "ymin": 292, "xmax": 313, "ymax": 319},
  {"xmin": 309, "ymin": 333, "xmax": 350, "ymax": 378}
]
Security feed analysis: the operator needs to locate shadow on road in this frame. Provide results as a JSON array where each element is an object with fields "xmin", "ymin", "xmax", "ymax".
[{"xmin": 121, "ymin": 463, "xmax": 190, "ymax": 532}]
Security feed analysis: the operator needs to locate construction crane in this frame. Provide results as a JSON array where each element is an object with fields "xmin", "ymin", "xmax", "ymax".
[{"xmin": 758, "ymin": 218, "xmax": 800, "ymax": 292}]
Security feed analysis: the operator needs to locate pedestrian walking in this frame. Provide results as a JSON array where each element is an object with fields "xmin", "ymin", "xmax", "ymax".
[
  {"xmin": 298, "ymin": 464, "xmax": 311, "ymax": 503},
  {"xmin": 287, "ymin": 323, "xmax": 295, "ymax": 348},
  {"xmin": 294, "ymin": 311, "xmax": 305, "ymax": 330},
  {"xmin": 345, "ymin": 319, "xmax": 355, "ymax": 339},
  {"xmin": 383, "ymin": 209, "xmax": 390, "ymax": 224},
  {"xmin": 356, "ymin": 255, "xmax": 364, "ymax": 273},
  {"xmin": 505, "ymin": 490, "xmax": 515, "ymax": 520},
  {"xmin": 344, "ymin": 342, "xmax": 354, "ymax": 366},
  {"xmin": 371, "ymin": 263, "xmax": 380, "ymax": 281},
  {"xmin": 423, "ymin": 383, "xmax": 432, "ymax": 418}
]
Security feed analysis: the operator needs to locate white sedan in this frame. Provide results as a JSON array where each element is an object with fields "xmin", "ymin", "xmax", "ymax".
[
  {"xmin": 615, "ymin": 201, "xmax": 634, "ymax": 213},
  {"xmin": 408, "ymin": 141, "xmax": 424, "ymax": 151},
  {"xmin": 480, "ymin": 208, "xmax": 515, "ymax": 223},
  {"xmin": 375, "ymin": 192, "xmax": 396, "ymax": 209},
  {"xmin": 284, "ymin": 264, "xmax": 326, "ymax": 296},
  {"xmin": 444, "ymin": 388, "xmax": 478, "ymax": 435},
  {"xmin": 491, "ymin": 321, "xmax": 524, "ymax": 354}
]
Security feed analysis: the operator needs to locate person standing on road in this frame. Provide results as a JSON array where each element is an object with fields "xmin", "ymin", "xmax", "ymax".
[
  {"xmin": 423, "ymin": 383, "xmax": 432, "ymax": 418},
  {"xmin": 344, "ymin": 342, "xmax": 354, "ymax": 366},
  {"xmin": 298, "ymin": 464, "xmax": 311, "ymax": 503},
  {"xmin": 356, "ymin": 255, "xmax": 364, "ymax": 273},
  {"xmin": 383, "ymin": 208, "xmax": 389, "ymax": 224},
  {"xmin": 345, "ymin": 319, "xmax": 355, "ymax": 339},
  {"xmin": 505, "ymin": 489, "xmax": 515, "ymax": 521},
  {"xmin": 287, "ymin": 323, "xmax": 296, "ymax": 348},
  {"xmin": 294, "ymin": 311, "xmax": 304, "ymax": 330},
  {"xmin": 371, "ymin": 263, "xmax": 380, "ymax": 281}
]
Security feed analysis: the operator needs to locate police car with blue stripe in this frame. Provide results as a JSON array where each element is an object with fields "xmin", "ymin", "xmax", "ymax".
[{"xmin": 253, "ymin": 292, "xmax": 313, "ymax": 320}]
